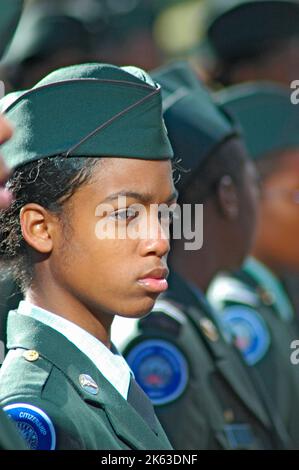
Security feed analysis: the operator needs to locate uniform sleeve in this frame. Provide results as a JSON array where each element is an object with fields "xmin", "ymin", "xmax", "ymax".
[
  {"xmin": 208, "ymin": 276, "xmax": 271, "ymax": 366},
  {"xmin": 0, "ymin": 406, "xmax": 28, "ymax": 450},
  {"xmin": 1, "ymin": 395, "xmax": 84, "ymax": 450}
]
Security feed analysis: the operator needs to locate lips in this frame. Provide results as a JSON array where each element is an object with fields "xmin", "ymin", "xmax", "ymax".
[{"xmin": 137, "ymin": 267, "xmax": 169, "ymax": 294}]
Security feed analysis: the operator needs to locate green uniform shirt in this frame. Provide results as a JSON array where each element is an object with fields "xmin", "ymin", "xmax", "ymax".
[
  {"xmin": 112, "ymin": 271, "xmax": 290, "ymax": 450},
  {"xmin": 0, "ymin": 275, "xmax": 23, "ymax": 364},
  {"xmin": 0, "ymin": 406, "xmax": 27, "ymax": 450},
  {"xmin": 208, "ymin": 257, "xmax": 299, "ymax": 447},
  {"xmin": 0, "ymin": 310, "xmax": 172, "ymax": 450}
]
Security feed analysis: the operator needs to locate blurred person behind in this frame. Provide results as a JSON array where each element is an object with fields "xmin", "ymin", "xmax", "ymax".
[
  {"xmin": 112, "ymin": 62, "xmax": 291, "ymax": 450},
  {"xmin": 197, "ymin": 0, "xmax": 299, "ymax": 87},
  {"xmin": 1, "ymin": 2, "xmax": 93, "ymax": 91},
  {"xmin": 208, "ymin": 83, "xmax": 299, "ymax": 445},
  {"xmin": 0, "ymin": 0, "xmax": 27, "ymax": 450}
]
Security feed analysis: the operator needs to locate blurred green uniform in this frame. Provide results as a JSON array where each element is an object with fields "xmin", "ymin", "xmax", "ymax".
[
  {"xmin": 209, "ymin": 257, "xmax": 299, "ymax": 445},
  {"xmin": 113, "ymin": 272, "xmax": 290, "ymax": 449}
]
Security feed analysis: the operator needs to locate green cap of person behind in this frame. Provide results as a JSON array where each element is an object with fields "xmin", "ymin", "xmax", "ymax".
[
  {"xmin": 2, "ymin": 5, "xmax": 91, "ymax": 66},
  {"xmin": 0, "ymin": 0, "xmax": 24, "ymax": 59},
  {"xmin": 215, "ymin": 83, "xmax": 299, "ymax": 159},
  {"xmin": 200, "ymin": 0, "xmax": 299, "ymax": 64},
  {"xmin": 0, "ymin": 62, "xmax": 173, "ymax": 170},
  {"xmin": 151, "ymin": 61, "xmax": 238, "ymax": 188}
]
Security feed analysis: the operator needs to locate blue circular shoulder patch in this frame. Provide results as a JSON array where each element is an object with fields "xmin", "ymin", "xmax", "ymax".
[
  {"xmin": 3, "ymin": 403, "xmax": 56, "ymax": 450},
  {"xmin": 126, "ymin": 339, "xmax": 188, "ymax": 406},
  {"xmin": 222, "ymin": 306, "xmax": 271, "ymax": 366}
]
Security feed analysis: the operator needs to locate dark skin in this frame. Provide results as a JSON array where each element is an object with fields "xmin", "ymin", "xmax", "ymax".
[
  {"xmin": 224, "ymin": 38, "xmax": 299, "ymax": 86},
  {"xmin": 20, "ymin": 157, "xmax": 176, "ymax": 349},
  {"xmin": 171, "ymin": 159, "xmax": 259, "ymax": 293},
  {"xmin": 0, "ymin": 114, "xmax": 13, "ymax": 208},
  {"xmin": 253, "ymin": 149, "xmax": 299, "ymax": 273}
]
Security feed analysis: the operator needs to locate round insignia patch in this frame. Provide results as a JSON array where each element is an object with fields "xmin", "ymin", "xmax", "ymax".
[
  {"xmin": 126, "ymin": 339, "xmax": 188, "ymax": 406},
  {"xmin": 3, "ymin": 403, "xmax": 56, "ymax": 450},
  {"xmin": 222, "ymin": 306, "xmax": 271, "ymax": 366}
]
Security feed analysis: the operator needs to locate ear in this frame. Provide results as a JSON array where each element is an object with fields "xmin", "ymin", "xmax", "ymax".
[
  {"xmin": 216, "ymin": 175, "xmax": 239, "ymax": 220},
  {"xmin": 20, "ymin": 203, "xmax": 57, "ymax": 254}
]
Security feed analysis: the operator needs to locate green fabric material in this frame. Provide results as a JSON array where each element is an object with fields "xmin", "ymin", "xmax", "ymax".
[
  {"xmin": 201, "ymin": 0, "xmax": 299, "ymax": 62},
  {"xmin": 0, "ymin": 311, "xmax": 172, "ymax": 450},
  {"xmin": 243, "ymin": 257, "xmax": 295, "ymax": 321},
  {"xmin": 2, "ymin": 8, "xmax": 90, "ymax": 65},
  {"xmin": 208, "ymin": 266, "xmax": 299, "ymax": 446},
  {"xmin": 0, "ymin": 0, "xmax": 23, "ymax": 59},
  {"xmin": 112, "ymin": 271, "xmax": 290, "ymax": 449},
  {"xmin": 0, "ymin": 275, "xmax": 22, "ymax": 364},
  {"xmin": 0, "ymin": 406, "xmax": 27, "ymax": 449},
  {"xmin": 151, "ymin": 61, "xmax": 238, "ymax": 188},
  {"xmin": 0, "ymin": 62, "xmax": 173, "ymax": 170},
  {"xmin": 215, "ymin": 83, "xmax": 299, "ymax": 159}
]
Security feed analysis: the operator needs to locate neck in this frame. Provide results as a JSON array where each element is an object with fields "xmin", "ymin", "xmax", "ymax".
[
  {"xmin": 251, "ymin": 248, "xmax": 281, "ymax": 279},
  {"xmin": 170, "ymin": 238, "xmax": 220, "ymax": 293},
  {"xmin": 26, "ymin": 276, "xmax": 113, "ymax": 349}
]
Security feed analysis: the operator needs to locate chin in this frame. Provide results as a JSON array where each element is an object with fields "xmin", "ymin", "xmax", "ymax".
[{"xmin": 118, "ymin": 295, "xmax": 157, "ymax": 320}]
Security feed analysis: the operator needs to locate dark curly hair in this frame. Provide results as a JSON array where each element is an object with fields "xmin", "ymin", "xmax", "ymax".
[{"xmin": 0, "ymin": 156, "xmax": 102, "ymax": 291}]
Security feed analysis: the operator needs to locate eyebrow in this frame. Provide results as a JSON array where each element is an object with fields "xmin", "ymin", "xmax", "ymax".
[{"xmin": 102, "ymin": 190, "xmax": 178, "ymax": 204}]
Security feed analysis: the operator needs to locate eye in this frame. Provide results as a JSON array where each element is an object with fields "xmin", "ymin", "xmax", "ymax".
[{"xmin": 110, "ymin": 208, "xmax": 139, "ymax": 221}]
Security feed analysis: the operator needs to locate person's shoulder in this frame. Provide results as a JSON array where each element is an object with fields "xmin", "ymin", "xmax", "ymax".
[
  {"xmin": 0, "ymin": 348, "xmax": 52, "ymax": 399},
  {"xmin": 112, "ymin": 299, "xmax": 187, "ymax": 349},
  {"xmin": 208, "ymin": 273, "xmax": 260, "ymax": 310},
  {"xmin": 0, "ymin": 349, "xmax": 84, "ymax": 449},
  {"xmin": 112, "ymin": 301, "xmax": 190, "ymax": 407},
  {"xmin": 208, "ymin": 275, "xmax": 271, "ymax": 366},
  {"xmin": 0, "ymin": 406, "xmax": 28, "ymax": 450}
]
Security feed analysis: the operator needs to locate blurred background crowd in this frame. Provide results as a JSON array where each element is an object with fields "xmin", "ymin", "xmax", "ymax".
[{"xmin": 4, "ymin": 0, "xmax": 296, "ymax": 93}]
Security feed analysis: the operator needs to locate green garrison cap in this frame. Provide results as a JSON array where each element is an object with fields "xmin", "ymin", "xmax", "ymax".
[
  {"xmin": 0, "ymin": 0, "xmax": 23, "ymax": 59},
  {"xmin": 215, "ymin": 83, "xmax": 299, "ymax": 159},
  {"xmin": 0, "ymin": 62, "xmax": 173, "ymax": 170},
  {"xmin": 201, "ymin": 0, "xmax": 299, "ymax": 63},
  {"xmin": 2, "ymin": 7, "xmax": 90, "ymax": 66},
  {"xmin": 151, "ymin": 61, "xmax": 238, "ymax": 188}
]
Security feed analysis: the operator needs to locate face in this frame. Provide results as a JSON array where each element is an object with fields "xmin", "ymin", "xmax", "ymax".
[
  {"xmin": 221, "ymin": 160, "xmax": 259, "ymax": 271},
  {"xmin": 48, "ymin": 158, "xmax": 176, "ymax": 320},
  {"xmin": 0, "ymin": 113, "xmax": 13, "ymax": 208},
  {"xmin": 255, "ymin": 149, "xmax": 299, "ymax": 270},
  {"xmin": 236, "ymin": 159, "xmax": 260, "ymax": 264},
  {"xmin": 231, "ymin": 38, "xmax": 299, "ymax": 86}
]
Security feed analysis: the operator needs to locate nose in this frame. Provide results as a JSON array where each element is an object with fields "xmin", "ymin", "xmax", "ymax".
[{"xmin": 138, "ymin": 213, "xmax": 171, "ymax": 258}]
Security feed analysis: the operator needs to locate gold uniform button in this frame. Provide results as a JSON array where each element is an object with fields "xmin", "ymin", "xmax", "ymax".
[
  {"xmin": 258, "ymin": 287, "xmax": 275, "ymax": 306},
  {"xmin": 223, "ymin": 409, "xmax": 235, "ymax": 423},
  {"xmin": 23, "ymin": 350, "xmax": 40, "ymax": 362},
  {"xmin": 199, "ymin": 318, "xmax": 219, "ymax": 342}
]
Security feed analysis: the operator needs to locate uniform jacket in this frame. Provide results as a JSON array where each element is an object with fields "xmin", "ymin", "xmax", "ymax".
[
  {"xmin": 0, "ymin": 406, "xmax": 27, "ymax": 450},
  {"xmin": 208, "ymin": 258, "xmax": 299, "ymax": 448},
  {"xmin": 0, "ymin": 310, "xmax": 172, "ymax": 450}
]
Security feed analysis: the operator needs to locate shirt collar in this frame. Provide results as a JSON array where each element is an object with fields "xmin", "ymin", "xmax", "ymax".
[
  {"xmin": 17, "ymin": 300, "xmax": 132, "ymax": 400},
  {"xmin": 243, "ymin": 257, "xmax": 294, "ymax": 322}
]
